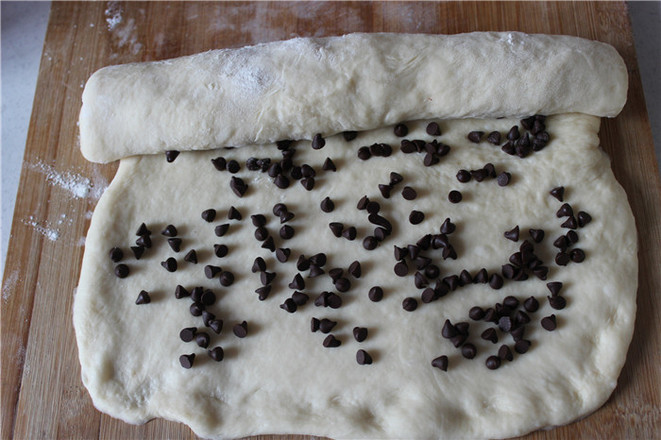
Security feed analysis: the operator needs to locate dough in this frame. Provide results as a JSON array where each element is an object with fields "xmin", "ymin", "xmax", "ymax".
[
  {"xmin": 75, "ymin": 33, "xmax": 636, "ymax": 439},
  {"xmin": 79, "ymin": 32, "xmax": 627, "ymax": 163}
]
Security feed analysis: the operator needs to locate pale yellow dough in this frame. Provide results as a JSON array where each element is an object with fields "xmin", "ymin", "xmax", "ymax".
[{"xmin": 75, "ymin": 32, "xmax": 636, "ymax": 439}]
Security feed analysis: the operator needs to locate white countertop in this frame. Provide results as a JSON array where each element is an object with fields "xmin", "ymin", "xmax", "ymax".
[{"xmin": 1, "ymin": 1, "xmax": 660, "ymax": 274}]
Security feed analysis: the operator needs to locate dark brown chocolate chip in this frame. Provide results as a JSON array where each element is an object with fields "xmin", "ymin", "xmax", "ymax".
[
  {"xmin": 214, "ymin": 223, "xmax": 229, "ymax": 237},
  {"xmin": 195, "ymin": 332, "xmax": 210, "ymax": 348},
  {"xmin": 498, "ymin": 316, "xmax": 513, "ymax": 333},
  {"xmin": 209, "ymin": 319, "xmax": 223, "ymax": 334},
  {"xmin": 487, "ymin": 131, "xmax": 501, "ymax": 145},
  {"xmin": 219, "ymin": 271, "xmax": 235, "ymax": 286},
  {"xmin": 502, "ymin": 296, "xmax": 519, "ymax": 309},
  {"xmin": 550, "ymin": 186, "xmax": 565, "ymax": 202},
  {"xmin": 251, "ymin": 257, "xmax": 266, "ymax": 273},
  {"xmin": 202, "ymin": 310, "xmax": 216, "ymax": 327},
  {"xmin": 570, "ymin": 248, "xmax": 586, "ymax": 263},
  {"xmin": 497, "ymin": 172, "xmax": 511, "ymax": 186},
  {"xmin": 135, "ymin": 234, "xmax": 152, "ymax": 248},
  {"xmin": 276, "ymin": 140, "xmax": 293, "ymax": 150},
  {"xmin": 473, "ymin": 268, "xmax": 488, "ymax": 284},
  {"xmin": 190, "ymin": 302, "xmax": 204, "ymax": 317},
  {"xmin": 432, "ymin": 355, "xmax": 448, "ymax": 371},
  {"xmin": 319, "ymin": 319, "xmax": 337, "ymax": 333},
  {"xmin": 335, "ymin": 277, "xmax": 351, "ymax": 292},
  {"xmin": 529, "ymin": 228, "xmax": 544, "ymax": 243},
  {"xmin": 179, "ymin": 354, "xmax": 195, "ymax": 369},
  {"xmin": 461, "ymin": 343, "xmax": 477, "ymax": 359},
  {"xmin": 208, "ymin": 347, "xmax": 224, "ymax": 361},
  {"xmin": 228, "ymin": 206, "xmax": 242, "ymax": 221},
  {"xmin": 288, "ymin": 273, "xmax": 305, "ymax": 290},
  {"xmin": 561, "ymin": 216, "xmax": 578, "ymax": 229},
  {"xmin": 566, "ymin": 230, "xmax": 579, "ymax": 244},
  {"xmin": 320, "ymin": 197, "xmax": 335, "ymax": 213},
  {"xmin": 201, "ymin": 209, "xmax": 216, "ymax": 223},
  {"xmin": 577, "ymin": 211, "xmax": 592, "ymax": 227},
  {"xmin": 311, "ymin": 133, "xmax": 325, "ymax": 150},
  {"xmin": 274, "ymin": 174, "xmax": 290, "ymax": 189},
  {"xmin": 230, "ymin": 176, "xmax": 248, "ymax": 197},
  {"xmin": 555, "ymin": 252, "xmax": 570, "ymax": 266},
  {"xmin": 556, "ymin": 203, "xmax": 573, "ymax": 218},
  {"xmin": 541, "ymin": 314, "xmax": 557, "ymax": 331},
  {"xmin": 469, "ymin": 306, "xmax": 485, "ymax": 320},
  {"xmin": 342, "ymin": 226, "xmax": 357, "ymax": 241},
  {"xmin": 280, "ymin": 298, "xmax": 297, "ymax": 313},
  {"xmin": 498, "ymin": 345, "xmax": 513, "ymax": 361},
  {"xmin": 514, "ymin": 310, "xmax": 530, "ymax": 326},
  {"xmin": 507, "ymin": 125, "xmax": 520, "ymax": 141},
  {"xmin": 376, "ymin": 183, "xmax": 391, "ymax": 199},
  {"xmin": 272, "ymin": 203, "xmax": 288, "ymax": 217},
  {"xmin": 296, "ymin": 255, "xmax": 310, "ymax": 271},
  {"xmin": 357, "ymin": 146, "xmax": 372, "ymax": 160},
  {"xmin": 425, "ymin": 122, "xmax": 441, "ymax": 136},
  {"xmin": 486, "ymin": 356, "xmax": 501, "ymax": 370},
  {"xmin": 523, "ymin": 296, "xmax": 539, "ymax": 312},
  {"xmin": 504, "ymin": 226, "xmax": 520, "ymax": 241},
  {"xmin": 489, "ymin": 273, "xmax": 503, "ymax": 289},
  {"xmin": 180, "ymin": 327, "xmax": 196, "ymax": 342},
  {"xmin": 328, "ymin": 268, "xmax": 344, "ymax": 282},
  {"xmin": 363, "ymin": 236, "xmax": 378, "ymax": 250},
  {"xmin": 467, "ymin": 131, "xmax": 484, "ymax": 143},
  {"xmin": 394, "ymin": 123, "xmax": 408, "ymax": 137},
  {"xmin": 260, "ymin": 271, "xmax": 276, "ymax": 285},
  {"xmin": 261, "ymin": 236, "xmax": 275, "ymax": 251},
  {"xmin": 135, "ymin": 290, "xmax": 150, "ymax": 304},
  {"xmin": 275, "ymin": 248, "xmax": 290, "ymax": 262},
  {"xmin": 356, "ymin": 195, "xmax": 369, "ymax": 210},
  {"xmin": 402, "ymin": 297, "xmax": 418, "ymax": 311},
  {"xmin": 310, "ymin": 317, "xmax": 320, "ymax": 332},
  {"xmin": 164, "ymin": 238, "xmax": 181, "ymax": 252},
  {"xmin": 471, "ymin": 168, "xmax": 488, "ymax": 182},
  {"xmin": 309, "ymin": 265, "xmax": 325, "ymax": 278},
  {"xmin": 448, "ymin": 190, "xmax": 462, "ymax": 204},
  {"xmin": 389, "ymin": 172, "xmax": 404, "ymax": 186},
  {"xmin": 441, "ymin": 320, "xmax": 457, "ymax": 338},
  {"xmin": 300, "ymin": 177, "xmax": 315, "ymax": 191},
  {"xmin": 425, "ymin": 264, "xmax": 440, "ymax": 279},
  {"xmin": 356, "ymin": 349, "xmax": 373, "ymax": 365},
  {"xmin": 323, "ymin": 334, "xmax": 341, "ymax": 348},
  {"xmin": 226, "ymin": 160, "xmax": 240, "ymax": 173},
  {"xmin": 250, "ymin": 214, "xmax": 266, "ymax": 227},
  {"xmin": 233, "ymin": 321, "xmax": 248, "ymax": 338},
  {"xmin": 292, "ymin": 291, "xmax": 309, "ymax": 306},
  {"xmin": 130, "ymin": 246, "xmax": 144, "ymax": 260},
  {"xmin": 456, "ymin": 169, "xmax": 472, "ymax": 183},
  {"xmin": 348, "ymin": 260, "xmax": 362, "ymax": 278},
  {"xmin": 165, "ymin": 150, "xmax": 180, "ymax": 162},
  {"xmin": 211, "ymin": 156, "xmax": 227, "ymax": 171},
  {"xmin": 394, "ymin": 261, "xmax": 409, "ymax": 277},
  {"xmin": 409, "ymin": 210, "xmax": 424, "ymax": 225},
  {"xmin": 369, "ymin": 286, "xmax": 384, "ymax": 302},
  {"xmin": 329, "ymin": 222, "xmax": 344, "ymax": 237},
  {"xmin": 402, "ymin": 186, "xmax": 418, "ymax": 200},
  {"xmin": 255, "ymin": 285, "xmax": 271, "ymax": 301},
  {"xmin": 205, "ymin": 265, "xmax": 221, "ymax": 279},
  {"xmin": 254, "ymin": 227, "xmax": 269, "ymax": 241},
  {"xmin": 400, "ymin": 140, "xmax": 417, "ymax": 154},
  {"xmin": 108, "ymin": 247, "xmax": 124, "ymax": 263},
  {"xmin": 342, "ymin": 131, "xmax": 358, "ymax": 141},
  {"xmin": 322, "ymin": 157, "xmax": 337, "ymax": 172},
  {"xmin": 327, "ymin": 292, "xmax": 343, "ymax": 309},
  {"xmin": 553, "ymin": 235, "xmax": 569, "ymax": 251},
  {"xmin": 548, "ymin": 295, "xmax": 567, "ymax": 310},
  {"xmin": 182, "ymin": 249, "xmax": 197, "ymax": 264},
  {"xmin": 481, "ymin": 328, "xmax": 498, "ymax": 343},
  {"xmin": 279, "ymin": 225, "xmax": 295, "ymax": 240},
  {"xmin": 213, "ymin": 244, "xmax": 228, "ymax": 258},
  {"xmin": 309, "ymin": 253, "xmax": 327, "ymax": 267},
  {"xmin": 514, "ymin": 339, "xmax": 531, "ymax": 354},
  {"xmin": 135, "ymin": 223, "xmax": 151, "ymax": 236},
  {"xmin": 161, "ymin": 258, "xmax": 177, "ymax": 272},
  {"xmin": 174, "ymin": 285, "xmax": 189, "ymax": 299}
]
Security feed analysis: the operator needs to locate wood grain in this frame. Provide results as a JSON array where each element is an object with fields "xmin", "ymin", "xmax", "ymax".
[{"xmin": 2, "ymin": 2, "xmax": 659, "ymax": 439}]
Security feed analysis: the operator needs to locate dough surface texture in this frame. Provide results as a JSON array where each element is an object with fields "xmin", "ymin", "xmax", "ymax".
[
  {"xmin": 75, "ymin": 32, "xmax": 636, "ymax": 440},
  {"xmin": 79, "ymin": 32, "xmax": 627, "ymax": 163}
]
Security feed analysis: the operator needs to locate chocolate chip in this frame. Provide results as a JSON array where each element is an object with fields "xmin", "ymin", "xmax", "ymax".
[
  {"xmin": 498, "ymin": 316, "xmax": 513, "ymax": 333},
  {"xmin": 550, "ymin": 186, "xmax": 565, "ymax": 202},
  {"xmin": 279, "ymin": 225, "xmax": 294, "ymax": 240},
  {"xmin": 204, "ymin": 265, "xmax": 221, "ymax": 279},
  {"xmin": 213, "ymin": 224, "xmax": 229, "ymax": 238},
  {"xmin": 230, "ymin": 176, "xmax": 248, "ymax": 197},
  {"xmin": 255, "ymin": 285, "xmax": 271, "ymax": 301},
  {"xmin": 280, "ymin": 298, "xmax": 297, "ymax": 313},
  {"xmin": 135, "ymin": 290, "xmax": 150, "ymax": 304},
  {"xmin": 565, "ymin": 230, "xmax": 579, "ymax": 245},
  {"xmin": 319, "ymin": 196, "xmax": 335, "ymax": 213},
  {"xmin": 288, "ymin": 273, "xmax": 305, "ymax": 290},
  {"xmin": 135, "ymin": 234, "xmax": 152, "ymax": 248},
  {"xmin": 356, "ymin": 195, "xmax": 369, "ymax": 210},
  {"xmin": 219, "ymin": 271, "xmax": 234, "ymax": 286},
  {"xmin": 212, "ymin": 244, "xmax": 228, "ymax": 258},
  {"xmin": 561, "ymin": 216, "xmax": 578, "ymax": 229},
  {"xmin": 555, "ymin": 252, "xmax": 570, "ymax": 266},
  {"xmin": 261, "ymin": 236, "xmax": 275, "ymax": 251},
  {"xmin": 461, "ymin": 343, "xmax": 477, "ymax": 359},
  {"xmin": 211, "ymin": 157, "xmax": 227, "ymax": 171},
  {"xmin": 448, "ymin": 190, "xmax": 462, "ymax": 204},
  {"xmin": 208, "ymin": 347, "xmax": 224, "ymax": 361},
  {"xmin": 369, "ymin": 286, "xmax": 383, "ymax": 302},
  {"xmin": 312, "ymin": 133, "xmax": 325, "ymax": 149},
  {"xmin": 432, "ymin": 355, "xmax": 448, "ymax": 371},
  {"xmin": 507, "ymin": 125, "xmax": 520, "ymax": 141},
  {"xmin": 180, "ymin": 327, "xmax": 196, "ymax": 342},
  {"xmin": 328, "ymin": 222, "xmax": 344, "ymax": 238},
  {"xmin": 426, "ymin": 122, "xmax": 441, "ymax": 136},
  {"xmin": 201, "ymin": 209, "xmax": 216, "ymax": 223},
  {"xmin": 504, "ymin": 226, "xmax": 519, "ymax": 241},
  {"xmin": 130, "ymin": 246, "xmax": 144, "ymax": 260},
  {"xmin": 276, "ymin": 140, "xmax": 293, "ymax": 150},
  {"xmin": 319, "ymin": 319, "xmax": 337, "ymax": 333},
  {"xmin": 274, "ymin": 174, "xmax": 290, "ymax": 189},
  {"xmin": 327, "ymin": 292, "xmax": 343, "ymax": 309},
  {"xmin": 481, "ymin": 328, "xmax": 498, "ymax": 343},
  {"xmin": 107, "ymin": 247, "xmax": 123, "ymax": 263},
  {"xmin": 489, "ymin": 273, "xmax": 503, "ymax": 289},
  {"xmin": 356, "ymin": 349, "xmax": 373, "ymax": 365},
  {"xmin": 179, "ymin": 354, "xmax": 195, "ymax": 369},
  {"xmin": 322, "ymin": 157, "xmax": 337, "ymax": 172},
  {"xmin": 402, "ymin": 186, "xmax": 417, "ymax": 200},
  {"xmin": 556, "ymin": 203, "xmax": 573, "ymax": 218},
  {"xmin": 402, "ymin": 297, "xmax": 418, "ymax": 311},
  {"xmin": 300, "ymin": 177, "xmax": 315, "ymax": 191},
  {"xmin": 523, "ymin": 296, "xmax": 539, "ymax": 312},
  {"xmin": 374, "ymin": 225, "xmax": 388, "ymax": 241},
  {"xmin": 577, "ymin": 211, "xmax": 592, "ymax": 227},
  {"xmin": 227, "ymin": 206, "xmax": 241, "ymax": 221},
  {"xmin": 497, "ymin": 172, "xmax": 511, "ymax": 186},
  {"xmin": 456, "ymin": 169, "xmax": 471, "ymax": 183},
  {"xmin": 469, "ymin": 306, "xmax": 485, "ymax": 320},
  {"xmin": 165, "ymin": 150, "xmax": 180, "ymax": 162},
  {"xmin": 487, "ymin": 131, "xmax": 501, "ymax": 145},
  {"xmin": 441, "ymin": 320, "xmax": 457, "ymax": 338},
  {"xmin": 233, "ymin": 321, "xmax": 248, "ymax": 338},
  {"xmin": 514, "ymin": 339, "xmax": 531, "ymax": 354},
  {"xmin": 190, "ymin": 302, "xmax": 204, "ymax": 317},
  {"xmin": 471, "ymin": 168, "xmax": 488, "ymax": 182},
  {"xmin": 195, "ymin": 332, "xmax": 210, "ymax": 348},
  {"xmin": 570, "ymin": 248, "xmax": 586, "ymax": 262},
  {"xmin": 548, "ymin": 295, "xmax": 567, "ymax": 310},
  {"xmin": 527, "ymin": 228, "xmax": 544, "ymax": 243},
  {"xmin": 348, "ymin": 261, "xmax": 361, "ymax": 278},
  {"xmin": 363, "ymin": 236, "xmax": 378, "ymax": 250},
  {"xmin": 486, "ymin": 356, "xmax": 501, "ymax": 370},
  {"xmin": 394, "ymin": 123, "xmax": 408, "ymax": 137},
  {"xmin": 541, "ymin": 314, "xmax": 557, "ymax": 331},
  {"xmin": 272, "ymin": 203, "xmax": 287, "ymax": 217},
  {"xmin": 275, "ymin": 248, "xmax": 290, "ymax": 262},
  {"xmin": 334, "ymin": 277, "xmax": 350, "ymax": 292},
  {"xmin": 260, "ymin": 271, "xmax": 276, "ymax": 286},
  {"xmin": 182, "ymin": 249, "xmax": 197, "ymax": 264},
  {"xmin": 498, "ymin": 345, "xmax": 513, "ymax": 361},
  {"xmin": 394, "ymin": 261, "xmax": 409, "ymax": 277},
  {"xmin": 227, "ymin": 160, "xmax": 240, "ymax": 173},
  {"xmin": 357, "ymin": 146, "xmax": 372, "ymax": 160},
  {"xmin": 468, "ymin": 131, "xmax": 484, "ymax": 143},
  {"xmin": 409, "ymin": 210, "xmax": 424, "ymax": 225},
  {"xmin": 292, "ymin": 291, "xmax": 309, "ymax": 306},
  {"xmin": 308, "ymin": 265, "xmax": 325, "ymax": 278},
  {"xmin": 323, "ymin": 334, "xmax": 341, "ymax": 348},
  {"xmin": 424, "ymin": 264, "xmax": 440, "ymax": 279},
  {"xmin": 342, "ymin": 226, "xmax": 357, "ymax": 241}
]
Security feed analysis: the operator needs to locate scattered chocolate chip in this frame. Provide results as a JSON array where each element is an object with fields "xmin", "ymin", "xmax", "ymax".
[
  {"xmin": 204, "ymin": 265, "xmax": 221, "ymax": 279},
  {"xmin": 288, "ymin": 273, "xmax": 305, "ymax": 290},
  {"xmin": 402, "ymin": 297, "xmax": 418, "ymax": 311},
  {"xmin": 211, "ymin": 156, "xmax": 227, "ymax": 171},
  {"xmin": 227, "ymin": 160, "xmax": 240, "ymax": 173},
  {"xmin": 402, "ymin": 186, "xmax": 417, "ymax": 200},
  {"xmin": 548, "ymin": 295, "xmax": 567, "ymax": 310},
  {"xmin": 292, "ymin": 291, "xmax": 309, "ymax": 306},
  {"xmin": 201, "ymin": 209, "xmax": 216, "ymax": 222},
  {"xmin": 556, "ymin": 203, "xmax": 573, "ymax": 218},
  {"xmin": 389, "ymin": 172, "xmax": 404, "ymax": 186},
  {"xmin": 555, "ymin": 252, "xmax": 570, "ymax": 266},
  {"xmin": 219, "ymin": 271, "xmax": 235, "ymax": 286},
  {"xmin": 566, "ymin": 230, "xmax": 579, "ymax": 244},
  {"xmin": 280, "ymin": 298, "xmax": 297, "ymax": 313},
  {"xmin": 233, "ymin": 321, "xmax": 248, "ymax": 338},
  {"xmin": 312, "ymin": 133, "xmax": 325, "ymax": 149},
  {"xmin": 487, "ymin": 131, "xmax": 501, "ymax": 145},
  {"xmin": 369, "ymin": 286, "xmax": 384, "ymax": 302},
  {"xmin": 481, "ymin": 328, "xmax": 498, "ymax": 343},
  {"xmin": 135, "ymin": 290, "xmax": 150, "ymax": 304},
  {"xmin": 469, "ymin": 306, "xmax": 485, "ymax": 320},
  {"xmin": 448, "ymin": 190, "xmax": 462, "ymax": 204},
  {"xmin": 179, "ymin": 354, "xmax": 195, "ymax": 369},
  {"xmin": 208, "ymin": 346, "xmax": 224, "ymax": 361},
  {"xmin": 394, "ymin": 261, "xmax": 409, "ymax": 277},
  {"xmin": 130, "ymin": 246, "xmax": 144, "ymax": 260},
  {"xmin": 356, "ymin": 349, "xmax": 373, "ymax": 365},
  {"xmin": 260, "ymin": 271, "xmax": 276, "ymax": 286},
  {"xmin": 279, "ymin": 225, "xmax": 295, "ymax": 240},
  {"xmin": 577, "ymin": 211, "xmax": 592, "ymax": 227},
  {"xmin": 114, "ymin": 264, "xmax": 129, "ymax": 278},
  {"xmin": 109, "ymin": 247, "xmax": 123, "ymax": 262},
  {"xmin": 461, "ymin": 343, "xmax": 477, "ymax": 359},
  {"xmin": 164, "ymin": 238, "xmax": 181, "ymax": 252},
  {"xmin": 378, "ymin": 184, "xmax": 391, "ymax": 199},
  {"xmin": 497, "ymin": 172, "xmax": 511, "ymax": 186},
  {"xmin": 363, "ymin": 236, "xmax": 378, "ymax": 250},
  {"xmin": 514, "ymin": 339, "xmax": 531, "ymax": 354},
  {"xmin": 214, "ymin": 223, "xmax": 229, "ymax": 237},
  {"xmin": 426, "ymin": 122, "xmax": 441, "ymax": 136},
  {"xmin": 320, "ymin": 197, "xmax": 335, "ymax": 213},
  {"xmin": 504, "ymin": 226, "xmax": 520, "ymax": 241},
  {"xmin": 308, "ymin": 265, "xmax": 325, "ymax": 278},
  {"xmin": 261, "ymin": 236, "xmax": 275, "ymax": 251},
  {"xmin": 322, "ymin": 158, "xmax": 337, "ymax": 172},
  {"xmin": 523, "ymin": 296, "xmax": 539, "ymax": 312},
  {"xmin": 570, "ymin": 248, "xmax": 586, "ymax": 262},
  {"xmin": 184, "ymin": 249, "xmax": 198, "ymax": 264},
  {"xmin": 541, "ymin": 314, "xmax": 557, "ymax": 331},
  {"xmin": 341, "ymin": 131, "xmax": 358, "ymax": 142},
  {"xmin": 165, "ymin": 150, "xmax": 180, "ymax": 162},
  {"xmin": 211, "ymin": 244, "xmax": 227, "ymax": 258},
  {"xmin": 550, "ymin": 186, "xmax": 565, "ymax": 202},
  {"xmin": 441, "ymin": 320, "xmax": 457, "ymax": 339},
  {"xmin": 357, "ymin": 146, "xmax": 372, "ymax": 160},
  {"xmin": 409, "ymin": 210, "xmax": 424, "ymax": 225},
  {"xmin": 561, "ymin": 216, "xmax": 578, "ymax": 229},
  {"xmin": 161, "ymin": 257, "xmax": 177, "ymax": 272},
  {"xmin": 255, "ymin": 285, "xmax": 271, "ymax": 301},
  {"xmin": 507, "ymin": 125, "xmax": 520, "ymax": 141},
  {"xmin": 528, "ymin": 228, "xmax": 544, "ymax": 243},
  {"xmin": 300, "ymin": 177, "xmax": 315, "ymax": 191},
  {"xmin": 254, "ymin": 227, "xmax": 269, "ymax": 241},
  {"xmin": 394, "ymin": 123, "xmax": 408, "ymax": 137},
  {"xmin": 195, "ymin": 332, "xmax": 210, "ymax": 348},
  {"xmin": 180, "ymin": 327, "xmax": 196, "ymax": 342},
  {"xmin": 348, "ymin": 260, "xmax": 362, "ymax": 278},
  {"xmin": 323, "ymin": 334, "xmax": 341, "ymax": 348},
  {"xmin": 275, "ymin": 248, "xmax": 290, "ymax": 262},
  {"xmin": 486, "ymin": 356, "xmax": 501, "ymax": 370},
  {"xmin": 227, "ymin": 206, "xmax": 241, "ymax": 220},
  {"xmin": 135, "ymin": 234, "xmax": 152, "ymax": 248},
  {"xmin": 498, "ymin": 345, "xmax": 513, "ymax": 361},
  {"xmin": 230, "ymin": 176, "xmax": 248, "ymax": 197},
  {"xmin": 468, "ymin": 131, "xmax": 484, "ymax": 143},
  {"xmin": 432, "ymin": 355, "xmax": 448, "ymax": 371},
  {"xmin": 329, "ymin": 222, "xmax": 344, "ymax": 238},
  {"xmin": 335, "ymin": 277, "xmax": 351, "ymax": 292},
  {"xmin": 489, "ymin": 273, "xmax": 503, "ymax": 289},
  {"xmin": 342, "ymin": 226, "xmax": 357, "ymax": 241},
  {"xmin": 174, "ymin": 285, "xmax": 189, "ymax": 299},
  {"xmin": 319, "ymin": 319, "xmax": 337, "ymax": 333},
  {"xmin": 456, "ymin": 169, "xmax": 471, "ymax": 183},
  {"xmin": 190, "ymin": 302, "xmax": 205, "ymax": 317}
]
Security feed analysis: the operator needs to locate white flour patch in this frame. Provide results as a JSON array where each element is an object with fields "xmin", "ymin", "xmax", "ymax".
[
  {"xmin": 89, "ymin": 165, "xmax": 109, "ymax": 200},
  {"xmin": 105, "ymin": 3, "xmax": 143, "ymax": 55},
  {"xmin": 105, "ymin": 2, "xmax": 122, "ymax": 30},
  {"xmin": 2, "ymin": 270, "xmax": 19, "ymax": 303},
  {"xmin": 77, "ymin": 236, "xmax": 86, "ymax": 247},
  {"xmin": 23, "ymin": 216, "xmax": 60, "ymax": 241},
  {"xmin": 27, "ymin": 161, "xmax": 91, "ymax": 199}
]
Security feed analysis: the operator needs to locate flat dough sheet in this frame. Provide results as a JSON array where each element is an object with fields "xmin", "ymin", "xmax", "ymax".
[{"xmin": 75, "ymin": 113, "xmax": 637, "ymax": 439}]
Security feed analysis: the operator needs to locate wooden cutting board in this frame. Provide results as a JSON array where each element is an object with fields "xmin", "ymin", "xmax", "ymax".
[{"xmin": 2, "ymin": 2, "xmax": 659, "ymax": 439}]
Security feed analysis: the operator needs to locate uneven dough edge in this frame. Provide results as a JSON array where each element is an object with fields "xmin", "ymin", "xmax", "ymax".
[{"xmin": 79, "ymin": 32, "xmax": 628, "ymax": 163}]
